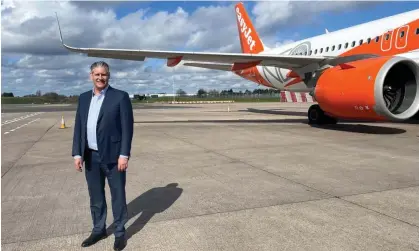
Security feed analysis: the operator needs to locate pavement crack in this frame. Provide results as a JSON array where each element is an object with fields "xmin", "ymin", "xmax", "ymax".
[
  {"xmin": 338, "ymin": 184, "xmax": 419, "ymax": 198},
  {"xmin": 338, "ymin": 197, "xmax": 419, "ymax": 229},
  {"xmin": 160, "ymin": 130, "xmax": 419, "ymax": 230},
  {"xmin": 0, "ymin": 196, "xmax": 338, "ymax": 246},
  {"xmin": 160, "ymin": 130, "xmax": 335, "ymax": 198},
  {"xmin": 4, "ymin": 194, "xmax": 419, "ymax": 246}
]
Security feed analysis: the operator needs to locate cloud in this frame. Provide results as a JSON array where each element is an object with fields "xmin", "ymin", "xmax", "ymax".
[
  {"xmin": 251, "ymin": 0, "xmax": 374, "ymax": 46},
  {"xmin": 1, "ymin": 0, "xmax": 374, "ymax": 96}
]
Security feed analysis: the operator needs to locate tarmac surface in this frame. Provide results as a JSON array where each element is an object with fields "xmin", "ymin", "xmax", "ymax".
[{"xmin": 2, "ymin": 102, "xmax": 419, "ymax": 251}]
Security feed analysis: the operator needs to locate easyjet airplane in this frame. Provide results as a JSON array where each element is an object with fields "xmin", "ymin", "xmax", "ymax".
[{"xmin": 55, "ymin": 2, "xmax": 419, "ymax": 125}]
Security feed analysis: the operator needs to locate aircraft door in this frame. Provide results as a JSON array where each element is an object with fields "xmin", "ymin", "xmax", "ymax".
[
  {"xmin": 395, "ymin": 25, "xmax": 409, "ymax": 49},
  {"xmin": 380, "ymin": 30, "xmax": 394, "ymax": 52}
]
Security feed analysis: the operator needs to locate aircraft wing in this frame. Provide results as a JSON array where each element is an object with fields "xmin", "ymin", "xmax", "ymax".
[
  {"xmin": 55, "ymin": 13, "xmax": 334, "ymax": 71},
  {"xmin": 182, "ymin": 62, "xmax": 233, "ymax": 71},
  {"xmin": 60, "ymin": 43, "xmax": 332, "ymax": 70}
]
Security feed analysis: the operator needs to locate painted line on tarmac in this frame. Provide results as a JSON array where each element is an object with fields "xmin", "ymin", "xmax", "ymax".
[
  {"xmin": 22, "ymin": 104, "xmax": 71, "ymax": 107},
  {"xmin": 3, "ymin": 118, "xmax": 40, "ymax": 135},
  {"xmin": 1, "ymin": 112, "xmax": 43, "ymax": 126},
  {"xmin": 25, "ymin": 154, "xmax": 57, "ymax": 160}
]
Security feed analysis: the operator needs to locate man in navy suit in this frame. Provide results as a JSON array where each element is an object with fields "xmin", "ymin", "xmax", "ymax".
[{"xmin": 72, "ymin": 61, "xmax": 134, "ymax": 251}]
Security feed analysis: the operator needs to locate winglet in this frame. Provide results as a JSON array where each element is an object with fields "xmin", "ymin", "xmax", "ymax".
[
  {"xmin": 54, "ymin": 12, "xmax": 86, "ymax": 53},
  {"xmin": 55, "ymin": 12, "xmax": 64, "ymax": 44}
]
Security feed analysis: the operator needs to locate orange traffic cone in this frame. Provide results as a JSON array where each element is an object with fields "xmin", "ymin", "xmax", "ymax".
[{"xmin": 59, "ymin": 115, "xmax": 66, "ymax": 129}]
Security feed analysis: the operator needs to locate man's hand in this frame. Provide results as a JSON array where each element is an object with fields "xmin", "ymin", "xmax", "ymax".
[
  {"xmin": 74, "ymin": 157, "xmax": 83, "ymax": 172},
  {"xmin": 118, "ymin": 157, "xmax": 129, "ymax": 172}
]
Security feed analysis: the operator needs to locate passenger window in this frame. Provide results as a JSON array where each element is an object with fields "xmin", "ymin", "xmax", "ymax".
[
  {"xmin": 351, "ymin": 41, "xmax": 355, "ymax": 47},
  {"xmin": 326, "ymin": 47, "xmax": 329, "ymax": 52},
  {"xmin": 338, "ymin": 44, "xmax": 342, "ymax": 50},
  {"xmin": 309, "ymin": 50, "xmax": 312, "ymax": 55},
  {"xmin": 416, "ymin": 28, "xmax": 419, "ymax": 35},
  {"xmin": 345, "ymin": 42, "xmax": 348, "ymax": 48},
  {"xmin": 332, "ymin": 45, "xmax": 335, "ymax": 51},
  {"xmin": 359, "ymin": 39, "xmax": 363, "ymax": 45},
  {"xmin": 367, "ymin": 38, "xmax": 371, "ymax": 44},
  {"xmin": 315, "ymin": 49, "xmax": 317, "ymax": 54},
  {"xmin": 375, "ymin": 36, "xmax": 379, "ymax": 42},
  {"xmin": 385, "ymin": 34, "xmax": 390, "ymax": 40},
  {"xmin": 400, "ymin": 31, "xmax": 405, "ymax": 38},
  {"xmin": 320, "ymin": 48, "xmax": 323, "ymax": 53}
]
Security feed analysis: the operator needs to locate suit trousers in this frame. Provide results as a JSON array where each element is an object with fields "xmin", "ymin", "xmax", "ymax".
[{"xmin": 84, "ymin": 149, "xmax": 128, "ymax": 238}]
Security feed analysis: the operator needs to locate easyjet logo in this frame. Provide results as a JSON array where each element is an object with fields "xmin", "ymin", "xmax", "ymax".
[{"xmin": 236, "ymin": 7, "xmax": 256, "ymax": 51}]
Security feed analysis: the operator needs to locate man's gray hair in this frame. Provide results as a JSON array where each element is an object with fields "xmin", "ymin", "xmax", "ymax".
[{"xmin": 90, "ymin": 61, "xmax": 110, "ymax": 73}]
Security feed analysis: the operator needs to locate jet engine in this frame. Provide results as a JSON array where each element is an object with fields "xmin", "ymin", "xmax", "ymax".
[{"xmin": 310, "ymin": 56, "xmax": 419, "ymax": 123}]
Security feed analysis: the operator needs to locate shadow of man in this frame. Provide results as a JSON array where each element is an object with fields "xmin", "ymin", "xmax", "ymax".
[{"xmin": 107, "ymin": 183, "xmax": 183, "ymax": 240}]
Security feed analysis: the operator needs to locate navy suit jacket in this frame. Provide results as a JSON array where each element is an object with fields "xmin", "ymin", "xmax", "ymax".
[{"xmin": 72, "ymin": 85, "xmax": 134, "ymax": 164}]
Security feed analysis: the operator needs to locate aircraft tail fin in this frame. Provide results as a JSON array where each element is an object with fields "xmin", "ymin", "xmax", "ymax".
[{"xmin": 235, "ymin": 2, "xmax": 264, "ymax": 54}]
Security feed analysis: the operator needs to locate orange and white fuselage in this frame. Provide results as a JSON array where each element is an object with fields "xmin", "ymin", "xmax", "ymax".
[
  {"xmin": 234, "ymin": 6, "xmax": 419, "ymax": 93},
  {"xmin": 56, "ymin": 2, "xmax": 419, "ymax": 123}
]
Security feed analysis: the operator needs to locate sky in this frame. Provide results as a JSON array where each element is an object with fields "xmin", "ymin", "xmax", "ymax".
[{"xmin": 2, "ymin": 0, "xmax": 419, "ymax": 97}]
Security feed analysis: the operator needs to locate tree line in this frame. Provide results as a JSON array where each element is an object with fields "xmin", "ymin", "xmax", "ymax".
[
  {"xmin": 2, "ymin": 87, "xmax": 281, "ymax": 103},
  {"xmin": 180, "ymin": 88, "xmax": 280, "ymax": 97},
  {"xmin": 2, "ymin": 90, "xmax": 79, "ymax": 104}
]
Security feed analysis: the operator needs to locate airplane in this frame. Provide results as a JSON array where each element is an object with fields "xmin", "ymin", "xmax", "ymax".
[{"xmin": 55, "ymin": 2, "xmax": 419, "ymax": 125}]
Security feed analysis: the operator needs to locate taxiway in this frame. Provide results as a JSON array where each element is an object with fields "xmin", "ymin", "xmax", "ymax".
[{"xmin": 2, "ymin": 102, "xmax": 419, "ymax": 250}]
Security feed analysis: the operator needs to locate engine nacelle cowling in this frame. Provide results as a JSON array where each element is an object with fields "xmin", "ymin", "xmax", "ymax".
[{"xmin": 313, "ymin": 56, "xmax": 419, "ymax": 121}]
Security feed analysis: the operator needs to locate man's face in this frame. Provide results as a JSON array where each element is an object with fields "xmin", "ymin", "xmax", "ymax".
[{"xmin": 90, "ymin": 66, "xmax": 109, "ymax": 90}]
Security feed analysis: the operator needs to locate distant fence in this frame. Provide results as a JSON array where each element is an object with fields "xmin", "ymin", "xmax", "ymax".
[{"xmin": 1, "ymin": 97, "xmax": 78, "ymax": 104}]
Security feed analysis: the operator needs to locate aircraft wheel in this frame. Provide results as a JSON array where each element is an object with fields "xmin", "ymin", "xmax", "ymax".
[
  {"xmin": 308, "ymin": 104, "xmax": 323, "ymax": 124},
  {"xmin": 308, "ymin": 104, "xmax": 337, "ymax": 125}
]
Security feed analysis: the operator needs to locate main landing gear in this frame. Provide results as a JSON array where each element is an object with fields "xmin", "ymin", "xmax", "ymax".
[{"xmin": 308, "ymin": 104, "xmax": 338, "ymax": 125}]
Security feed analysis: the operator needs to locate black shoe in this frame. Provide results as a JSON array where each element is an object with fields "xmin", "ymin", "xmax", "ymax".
[
  {"xmin": 113, "ymin": 236, "xmax": 127, "ymax": 251},
  {"xmin": 81, "ymin": 231, "xmax": 107, "ymax": 247}
]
